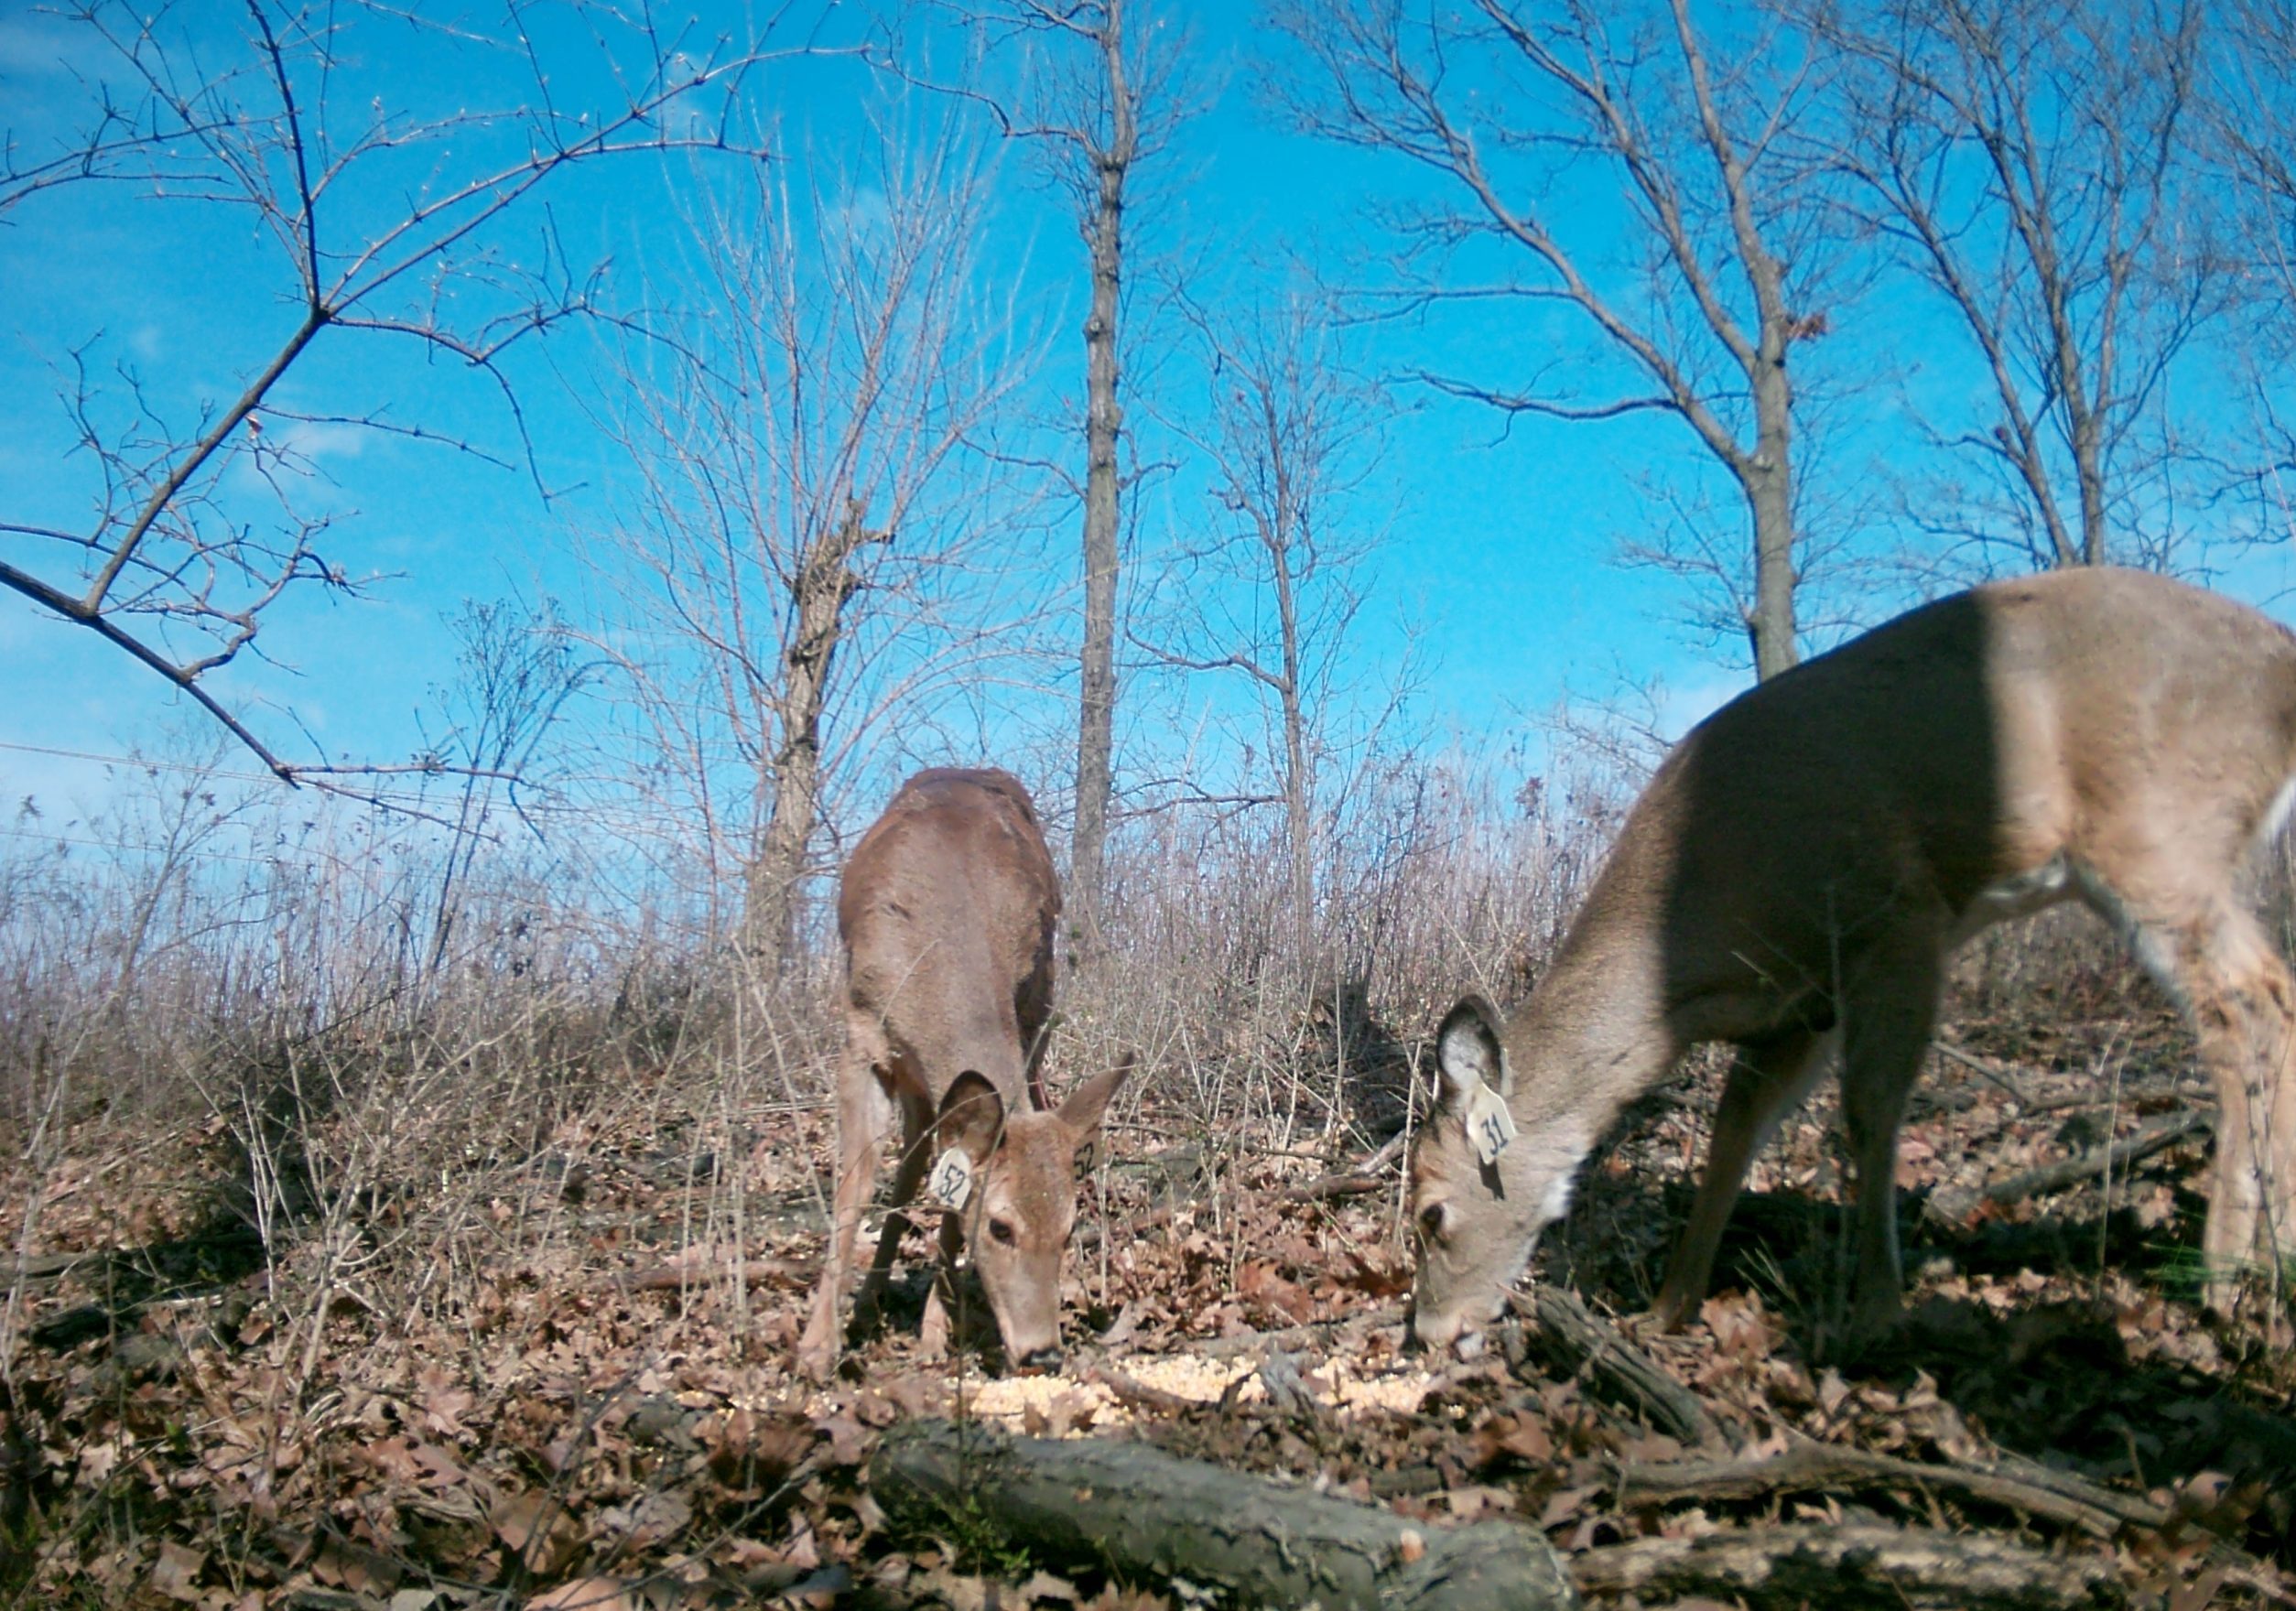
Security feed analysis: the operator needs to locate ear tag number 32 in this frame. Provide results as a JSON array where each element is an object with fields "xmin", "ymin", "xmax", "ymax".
[
  {"xmin": 929, "ymin": 1150, "xmax": 974, "ymax": 1211},
  {"xmin": 1466, "ymin": 1085, "xmax": 1516, "ymax": 1167}
]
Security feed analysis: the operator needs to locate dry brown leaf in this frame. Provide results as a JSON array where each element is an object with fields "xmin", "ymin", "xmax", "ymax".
[
  {"xmin": 1539, "ymin": 1481, "xmax": 1603, "ymax": 1531},
  {"xmin": 1468, "ymin": 1410, "xmax": 1553, "ymax": 1468},
  {"xmin": 492, "ymin": 1489, "xmax": 585, "ymax": 1577},
  {"xmin": 598, "ymin": 1488, "xmax": 691, "ymax": 1551},
  {"xmin": 417, "ymin": 1364, "xmax": 478, "ymax": 1439},
  {"xmin": 812, "ymin": 1410, "xmax": 870, "ymax": 1467},
  {"xmin": 150, "ymin": 1541, "xmax": 205, "ymax": 1605},
  {"xmin": 526, "ymin": 1577, "xmax": 638, "ymax": 1611}
]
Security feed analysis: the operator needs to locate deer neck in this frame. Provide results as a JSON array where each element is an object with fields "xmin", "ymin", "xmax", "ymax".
[{"xmin": 1502, "ymin": 893, "xmax": 1679, "ymax": 1154}]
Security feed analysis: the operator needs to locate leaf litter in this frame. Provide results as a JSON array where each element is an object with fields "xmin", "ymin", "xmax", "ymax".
[{"xmin": 2, "ymin": 958, "xmax": 2292, "ymax": 1608}]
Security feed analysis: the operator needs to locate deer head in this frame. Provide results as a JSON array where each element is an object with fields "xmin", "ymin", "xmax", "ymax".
[
  {"xmin": 1408, "ymin": 994, "xmax": 1589, "ymax": 1354},
  {"xmin": 927, "ymin": 1059, "xmax": 1131, "ymax": 1371}
]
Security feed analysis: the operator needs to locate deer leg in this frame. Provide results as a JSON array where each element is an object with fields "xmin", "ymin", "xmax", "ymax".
[
  {"xmin": 1017, "ymin": 957, "xmax": 1056, "ymax": 1111},
  {"xmin": 919, "ymin": 1206, "xmax": 967, "ymax": 1360},
  {"xmin": 1837, "ymin": 930, "xmax": 1945, "ymax": 1341},
  {"xmin": 854, "ymin": 1090, "xmax": 935, "ymax": 1320},
  {"xmin": 1652, "ymin": 1024, "xmax": 1828, "ymax": 1330},
  {"xmin": 797, "ymin": 1034, "xmax": 894, "ymax": 1381},
  {"xmin": 2143, "ymin": 903, "xmax": 2296, "ymax": 1313}
]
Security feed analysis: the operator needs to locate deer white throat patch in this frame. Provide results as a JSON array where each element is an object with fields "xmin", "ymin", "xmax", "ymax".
[
  {"xmin": 928, "ymin": 1149, "xmax": 975, "ymax": 1210},
  {"xmin": 1465, "ymin": 1083, "xmax": 1516, "ymax": 1166}
]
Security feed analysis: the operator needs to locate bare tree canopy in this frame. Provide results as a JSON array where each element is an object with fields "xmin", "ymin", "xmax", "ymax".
[
  {"xmin": 1273, "ymin": 0, "xmax": 1849, "ymax": 680},
  {"xmin": 0, "ymin": 0, "xmax": 814, "ymax": 786},
  {"xmin": 587, "ymin": 108, "xmax": 1040, "ymax": 969},
  {"xmin": 1136, "ymin": 287, "xmax": 1383, "ymax": 971},
  {"xmin": 914, "ymin": 0, "xmax": 1194, "ymax": 950},
  {"xmin": 1821, "ymin": 0, "xmax": 2226, "ymax": 572}
]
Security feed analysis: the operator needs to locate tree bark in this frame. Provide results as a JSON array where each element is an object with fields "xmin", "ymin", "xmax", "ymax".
[
  {"xmin": 872, "ymin": 1420, "xmax": 1580, "ymax": 1611},
  {"xmin": 1273, "ymin": 520, "xmax": 1316, "ymax": 962},
  {"xmin": 1068, "ymin": 1, "xmax": 1137, "ymax": 959},
  {"xmin": 1743, "ymin": 449, "xmax": 1798, "ymax": 682},
  {"xmin": 1614, "ymin": 1436, "xmax": 2170, "ymax": 1536},
  {"xmin": 743, "ymin": 501, "xmax": 883, "ymax": 969},
  {"xmin": 1573, "ymin": 1519, "xmax": 2121, "ymax": 1610},
  {"xmin": 1507, "ymin": 1287, "xmax": 1726, "ymax": 1451},
  {"xmin": 1741, "ymin": 341, "xmax": 1799, "ymax": 681}
]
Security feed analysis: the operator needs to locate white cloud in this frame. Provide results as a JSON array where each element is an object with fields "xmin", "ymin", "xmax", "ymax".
[
  {"xmin": 1653, "ymin": 672, "xmax": 1746, "ymax": 742},
  {"xmin": 271, "ymin": 418, "xmax": 370, "ymax": 464}
]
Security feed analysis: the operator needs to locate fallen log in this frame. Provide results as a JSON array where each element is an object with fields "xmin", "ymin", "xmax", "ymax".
[
  {"xmin": 1932, "ymin": 1039, "xmax": 2036, "ymax": 1104},
  {"xmin": 1281, "ymin": 1135, "xmax": 1406, "ymax": 1203},
  {"xmin": 871, "ymin": 1419, "xmax": 1580, "ymax": 1611},
  {"xmin": 1615, "ymin": 1435, "xmax": 2169, "ymax": 1537},
  {"xmin": 1573, "ymin": 1519, "xmax": 2122, "ymax": 1609},
  {"xmin": 0, "ymin": 1250, "xmax": 96, "ymax": 1284},
  {"xmin": 1926, "ymin": 1108, "xmax": 2213, "ymax": 1227},
  {"xmin": 1508, "ymin": 1287, "xmax": 1726, "ymax": 1451}
]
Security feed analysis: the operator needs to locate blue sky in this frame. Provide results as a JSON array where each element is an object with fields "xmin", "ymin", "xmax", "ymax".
[{"xmin": 3, "ymin": 0, "xmax": 2289, "ymax": 848}]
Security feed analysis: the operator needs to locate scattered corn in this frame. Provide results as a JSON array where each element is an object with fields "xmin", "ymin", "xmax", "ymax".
[{"xmin": 953, "ymin": 1351, "xmax": 1436, "ymax": 1434}]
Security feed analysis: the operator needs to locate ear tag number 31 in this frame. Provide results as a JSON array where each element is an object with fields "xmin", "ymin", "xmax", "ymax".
[
  {"xmin": 1466, "ymin": 1085, "xmax": 1516, "ymax": 1167},
  {"xmin": 929, "ymin": 1150, "xmax": 974, "ymax": 1211}
]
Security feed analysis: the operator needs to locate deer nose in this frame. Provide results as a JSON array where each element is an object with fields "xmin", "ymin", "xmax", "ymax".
[
  {"xmin": 1017, "ymin": 1345, "xmax": 1064, "ymax": 1374},
  {"xmin": 1407, "ymin": 1302, "xmax": 1463, "ymax": 1355}
]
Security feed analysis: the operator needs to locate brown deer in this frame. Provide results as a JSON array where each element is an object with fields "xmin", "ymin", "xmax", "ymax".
[
  {"xmin": 797, "ymin": 768, "xmax": 1129, "ymax": 1379},
  {"xmin": 1410, "ymin": 568, "xmax": 2296, "ymax": 1354}
]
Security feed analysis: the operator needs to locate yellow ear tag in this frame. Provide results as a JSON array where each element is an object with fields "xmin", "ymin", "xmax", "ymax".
[
  {"xmin": 1466, "ymin": 1084, "xmax": 1516, "ymax": 1167},
  {"xmin": 929, "ymin": 1149, "xmax": 974, "ymax": 1210}
]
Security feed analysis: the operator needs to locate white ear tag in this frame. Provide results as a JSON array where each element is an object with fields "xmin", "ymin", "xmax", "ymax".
[
  {"xmin": 928, "ymin": 1149, "xmax": 974, "ymax": 1210},
  {"xmin": 1465, "ymin": 1084, "xmax": 1516, "ymax": 1167}
]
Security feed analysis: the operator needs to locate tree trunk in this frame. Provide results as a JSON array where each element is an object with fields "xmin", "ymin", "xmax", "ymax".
[
  {"xmin": 1739, "ymin": 264, "xmax": 1800, "ymax": 683},
  {"xmin": 1069, "ymin": 1, "xmax": 1135, "ymax": 959},
  {"xmin": 872, "ymin": 1420, "xmax": 1580, "ymax": 1611},
  {"xmin": 1273, "ymin": 530, "xmax": 1314, "ymax": 965},
  {"xmin": 2071, "ymin": 404, "xmax": 2107, "ymax": 566},
  {"xmin": 743, "ymin": 501, "xmax": 880, "ymax": 970},
  {"xmin": 1742, "ymin": 439, "xmax": 1798, "ymax": 683}
]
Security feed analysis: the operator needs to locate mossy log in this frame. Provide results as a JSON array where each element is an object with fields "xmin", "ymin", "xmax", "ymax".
[{"xmin": 871, "ymin": 1419, "xmax": 1579, "ymax": 1611}]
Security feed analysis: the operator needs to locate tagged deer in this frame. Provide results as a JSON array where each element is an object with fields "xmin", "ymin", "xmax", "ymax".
[
  {"xmin": 1411, "ymin": 568, "xmax": 2296, "ymax": 1355},
  {"xmin": 797, "ymin": 768, "xmax": 1129, "ymax": 1380}
]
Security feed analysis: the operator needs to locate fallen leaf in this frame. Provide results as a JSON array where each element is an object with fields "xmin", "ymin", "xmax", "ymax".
[
  {"xmin": 527, "ymin": 1577, "xmax": 637, "ymax": 1611},
  {"xmin": 1469, "ymin": 1410, "xmax": 1553, "ymax": 1468},
  {"xmin": 150, "ymin": 1541, "xmax": 205, "ymax": 1604},
  {"xmin": 492, "ymin": 1490, "xmax": 585, "ymax": 1577}
]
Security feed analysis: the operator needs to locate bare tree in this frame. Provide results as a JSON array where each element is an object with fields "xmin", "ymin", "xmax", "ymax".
[
  {"xmin": 0, "ymin": 1, "xmax": 809, "ymax": 783},
  {"xmin": 1275, "ymin": 0, "xmax": 1845, "ymax": 680},
  {"xmin": 1137, "ymin": 291, "xmax": 1381, "ymax": 970},
  {"xmin": 2210, "ymin": 0, "xmax": 2296, "ymax": 538},
  {"xmin": 1823, "ymin": 0, "xmax": 2222, "ymax": 571},
  {"xmin": 2221, "ymin": 0, "xmax": 2296, "ymax": 323},
  {"xmin": 415, "ymin": 599, "xmax": 596, "ymax": 978},
  {"xmin": 593, "ymin": 111, "xmax": 1034, "ymax": 973},
  {"xmin": 919, "ymin": 0, "xmax": 1190, "ymax": 949}
]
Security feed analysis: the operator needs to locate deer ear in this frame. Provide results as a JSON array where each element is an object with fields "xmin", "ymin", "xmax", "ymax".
[
  {"xmin": 1434, "ymin": 995, "xmax": 1515, "ymax": 1166},
  {"xmin": 930, "ymin": 1072, "xmax": 1004, "ymax": 1210},
  {"xmin": 1056, "ymin": 1053, "xmax": 1132, "ymax": 1154},
  {"xmin": 1435, "ymin": 994, "xmax": 1508, "ymax": 1103},
  {"xmin": 934, "ymin": 1070, "xmax": 1004, "ymax": 1173}
]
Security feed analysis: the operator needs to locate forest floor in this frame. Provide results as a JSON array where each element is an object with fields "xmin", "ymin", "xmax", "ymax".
[{"xmin": 5, "ymin": 959, "xmax": 2295, "ymax": 1609}]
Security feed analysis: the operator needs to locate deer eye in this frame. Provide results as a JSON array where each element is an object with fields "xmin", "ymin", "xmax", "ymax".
[
  {"xmin": 989, "ymin": 1216, "xmax": 1018, "ymax": 1247},
  {"xmin": 1417, "ymin": 1203, "xmax": 1449, "ymax": 1244}
]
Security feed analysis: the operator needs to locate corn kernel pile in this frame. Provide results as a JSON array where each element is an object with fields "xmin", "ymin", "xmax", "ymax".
[{"xmin": 955, "ymin": 1352, "xmax": 1435, "ymax": 1434}]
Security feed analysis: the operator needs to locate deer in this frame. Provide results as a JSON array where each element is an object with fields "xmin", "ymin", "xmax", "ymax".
[
  {"xmin": 797, "ymin": 768, "xmax": 1130, "ymax": 1380},
  {"xmin": 1409, "ymin": 567, "xmax": 2296, "ymax": 1357}
]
